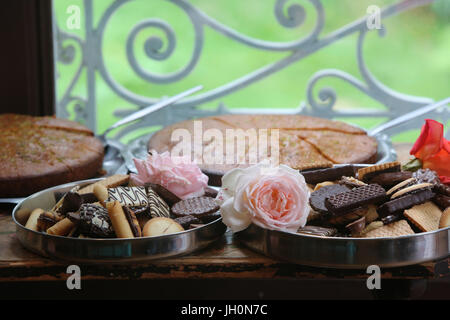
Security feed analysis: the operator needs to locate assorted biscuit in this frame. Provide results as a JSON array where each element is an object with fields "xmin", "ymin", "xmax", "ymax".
[
  {"xmin": 301, "ymin": 162, "xmax": 449, "ymax": 238},
  {"xmin": 22, "ymin": 162, "xmax": 450, "ymax": 240},
  {"xmin": 23, "ymin": 174, "xmax": 220, "ymax": 239}
]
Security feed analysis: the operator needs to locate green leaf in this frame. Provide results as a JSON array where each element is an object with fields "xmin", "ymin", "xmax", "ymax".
[{"xmin": 402, "ymin": 158, "xmax": 423, "ymax": 172}]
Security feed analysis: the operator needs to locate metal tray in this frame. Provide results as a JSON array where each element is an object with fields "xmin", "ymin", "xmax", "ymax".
[
  {"xmin": 12, "ymin": 179, "xmax": 226, "ymax": 264},
  {"xmin": 236, "ymin": 164, "xmax": 449, "ymax": 269},
  {"xmin": 236, "ymin": 223, "xmax": 450, "ymax": 269}
]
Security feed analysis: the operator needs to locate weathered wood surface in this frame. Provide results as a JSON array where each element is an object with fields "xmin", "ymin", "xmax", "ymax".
[{"xmin": 0, "ymin": 143, "xmax": 448, "ymax": 282}]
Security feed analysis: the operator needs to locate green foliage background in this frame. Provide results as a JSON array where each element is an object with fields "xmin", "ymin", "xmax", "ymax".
[{"xmin": 53, "ymin": 0, "xmax": 450, "ymax": 142}]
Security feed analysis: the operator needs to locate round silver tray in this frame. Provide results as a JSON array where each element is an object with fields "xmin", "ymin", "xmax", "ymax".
[
  {"xmin": 235, "ymin": 162, "xmax": 450, "ymax": 269},
  {"xmin": 12, "ymin": 179, "xmax": 226, "ymax": 264},
  {"xmin": 233, "ymin": 162, "xmax": 449, "ymax": 269},
  {"xmin": 236, "ymin": 223, "xmax": 450, "ymax": 269}
]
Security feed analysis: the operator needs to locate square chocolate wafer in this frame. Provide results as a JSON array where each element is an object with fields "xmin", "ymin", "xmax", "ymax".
[
  {"xmin": 324, "ymin": 184, "xmax": 386, "ymax": 215},
  {"xmin": 363, "ymin": 220, "xmax": 415, "ymax": 238},
  {"xmin": 147, "ymin": 187, "xmax": 170, "ymax": 218},
  {"xmin": 404, "ymin": 201, "xmax": 442, "ymax": 232}
]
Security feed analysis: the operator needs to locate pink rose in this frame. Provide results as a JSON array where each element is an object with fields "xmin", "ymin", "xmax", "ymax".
[
  {"xmin": 216, "ymin": 163, "xmax": 310, "ymax": 233},
  {"xmin": 130, "ymin": 150, "xmax": 209, "ymax": 199}
]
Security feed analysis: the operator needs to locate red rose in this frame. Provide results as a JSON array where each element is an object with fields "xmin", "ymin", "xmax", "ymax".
[{"xmin": 410, "ymin": 119, "xmax": 450, "ymax": 184}]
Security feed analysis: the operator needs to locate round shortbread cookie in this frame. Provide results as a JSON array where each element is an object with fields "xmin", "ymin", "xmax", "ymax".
[{"xmin": 143, "ymin": 217, "xmax": 184, "ymax": 237}]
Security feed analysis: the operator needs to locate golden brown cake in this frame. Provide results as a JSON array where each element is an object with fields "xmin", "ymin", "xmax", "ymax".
[
  {"xmin": 0, "ymin": 114, "xmax": 104, "ymax": 197},
  {"xmin": 147, "ymin": 114, "xmax": 378, "ymax": 184}
]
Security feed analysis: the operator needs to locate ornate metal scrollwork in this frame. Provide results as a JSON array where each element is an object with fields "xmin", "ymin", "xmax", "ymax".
[{"xmin": 53, "ymin": 0, "xmax": 448, "ymax": 139}]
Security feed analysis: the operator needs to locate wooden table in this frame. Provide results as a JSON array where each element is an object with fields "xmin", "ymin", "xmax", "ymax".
[{"xmin": 1, "ymin": 143, "xmax": 449, "ymax": 300}]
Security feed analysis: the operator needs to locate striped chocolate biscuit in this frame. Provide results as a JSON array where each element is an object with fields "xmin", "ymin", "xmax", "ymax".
[
  {"xmin": 147, "ymin": 187, "xmax": 170, "ymax": 218},
  {"xmin": 108, "ymin": 186, "xmax": 149, "ymax": 207}
]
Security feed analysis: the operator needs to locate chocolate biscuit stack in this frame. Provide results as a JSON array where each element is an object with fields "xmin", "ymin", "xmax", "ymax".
[{"xmin": 302, "ymin": 162, "xmax": 450, "ymax": 238}]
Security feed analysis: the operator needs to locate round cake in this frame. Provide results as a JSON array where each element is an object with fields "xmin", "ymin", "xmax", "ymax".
[
  {"xmin": 147, "ymin": 114, "xmax": 378, "ymax": 185},
  {"xmin": 0, "ymin": 114, "xmax": 104, "ymax": 197}
]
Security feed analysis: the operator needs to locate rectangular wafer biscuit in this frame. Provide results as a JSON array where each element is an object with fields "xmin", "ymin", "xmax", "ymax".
[
  {"xmin": 78, "ymin": 174, "xmax": 129, "ymax": 194},
  {"xmin": 363, "ymin": 219, "xmax": 415, "ymax": 238},
  {"xmin": 377, "ymin": 189, "xmax": 435, "ymax": 218},
  {"xmin": 324, "ymin": 184, "xmax": 386, "ymax": 215},
  {"xmin": 301, "ymin": 165, "xmax": 356, "ymax": 185},
  {"xmin": 404, "ymin": 201, "xmax": 442, "ymax": 232}
]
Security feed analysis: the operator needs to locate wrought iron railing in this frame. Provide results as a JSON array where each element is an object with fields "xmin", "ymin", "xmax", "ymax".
[{"xmin": 52, "ymin": 0, "xmax": 449, "ymax": 140}]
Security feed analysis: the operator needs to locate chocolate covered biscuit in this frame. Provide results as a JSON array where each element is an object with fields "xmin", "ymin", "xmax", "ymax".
[
  {"xmin": 300, "ymin": 165, "xmax": 356, "ymax": 185},
  {"xmin": 37, "ymin": 211, "xmax": 63, "ymax": 231},
  {"xmin": 171, "ymin": 196, "xmax": 220, "ymax": 218},
  {"xmin": 198, "ymin": 211, "xmax": 221, "ymax": 223},
  {"xmin": 377, "ymin": 188, "xmax": 435, "ymax": 218},
  {"xmin": 108, "ymin": 186, "xmax": 149, "ymax": 207},
  {"xmin": 204, "ymin": 186, "xmax": 219, "ymax": 198},
  {"xmin": 386, "ymin": 178, "xmax": 416, "ymax": 196},
  {"xmin": 368, "ymin": 171, "xmax": 413, "ymax": 189},
  {"xmin": 297, "ymin": 225, "xmax": 337, "ymax": 237},
  {"xmin": 309, "ymin": 184, "xmax": 350, "ymax": 213},
  {"xmin": 174, "ymin": 215, "xmax": 202, "ymax": 229},
  {"xmin": 338, "ymin": 176, "xmax": 366, "ymax": 189},
  {"xmin": 326, "ymin": 206, "xmax": 368, "ymax": 226},
  {"xmin": 75, "ymin": 203, "xmax": 115, "ymax": 238},
  {"xmin": 433, "ymin": 194, "xmax": 450, "ymax": 210},
  {"xmin": 106, "ymin": 201, "xmax": 134, "ymax": 238},
  {"xmin": 147, "ymin": 188, "xmax": 170, "ymax": 218},
  {"xmin": 325, "ymin": 184, "xmax": 386, "ymax": 215},
  {"xmin": 122, "ymin": 206, "xmax": 142, "ymax": 237},
  {"xmin": 357, "ymin": 161, "xmax": 401, "ymax": 183},
  {"xmin": 435, "ymin": 184, "xmax": 450, "ymax": 197},
  {"xmin": 381, "ymin": 214, "xmax": 403, "ymax": 225},
  {"xmin": 146, "ymin": 183, "xmax": 181, "ymax": 206},
  {"xmin": 345, "ymin": 216, "xmax": 366, "ymax": 236},
  {"xmin": 390, "ymin": 183, "xmax": 433, "ymax": 199},
  {"xmin": 57, "ymin": 192, "xmax": 83, "ymax": 215},
  {"xmin": 412, "ymin": 168, "xmax": 441, "ymax": 185}
]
